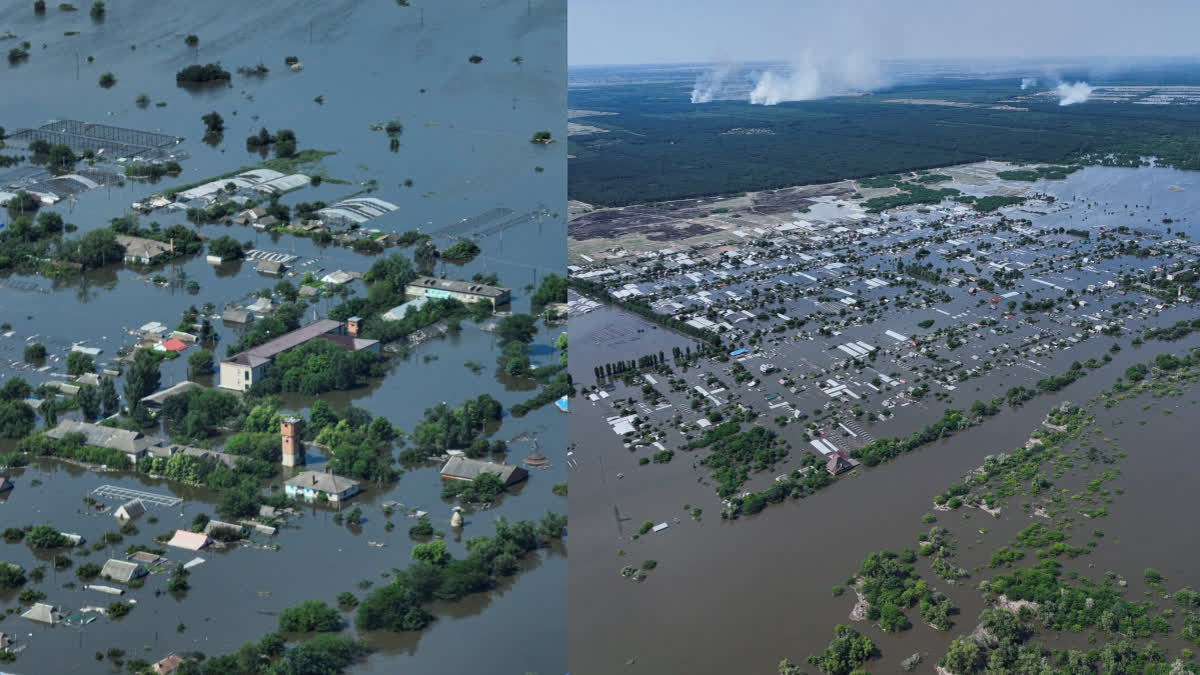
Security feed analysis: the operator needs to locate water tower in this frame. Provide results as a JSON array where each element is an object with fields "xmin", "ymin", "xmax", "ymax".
[{"xmin": 281, "ymin": 416, "xmax": 304, "ymax": 467}]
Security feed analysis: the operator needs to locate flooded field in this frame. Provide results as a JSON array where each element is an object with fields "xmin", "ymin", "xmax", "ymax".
[
  {"xmin": 0, "ymin": 0, "xmax": 567, "ymax": 673},
  {"xmin": 567, "ymin": 164, "xmax": 1200, "ymax": 674}
]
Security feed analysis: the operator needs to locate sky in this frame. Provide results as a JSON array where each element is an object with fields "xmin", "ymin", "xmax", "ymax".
[{"xmin": 568, "ymin": 0, "xmax": 1200, "ymax": 66}]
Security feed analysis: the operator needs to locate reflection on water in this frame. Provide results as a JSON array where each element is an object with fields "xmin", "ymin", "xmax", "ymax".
[{"xmin": 0, "ymin": 0, "xmax": 566, "ymax": 673}]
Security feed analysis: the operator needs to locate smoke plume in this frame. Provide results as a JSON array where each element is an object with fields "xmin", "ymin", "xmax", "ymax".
[
  {"xmin": 747, "ymin": 50, "xmax": 884, "ymax": 105},
  {"xmin": 691, "ymin": 62, "xmax": 736, "ymax": 104},
  {"xmin": 1020, "ymin": 77, "xmax": 1038, "ymax": 90},
  {"xmin": 1054, "ymin": 81, "xmax": 1093, "ymax": 105}
]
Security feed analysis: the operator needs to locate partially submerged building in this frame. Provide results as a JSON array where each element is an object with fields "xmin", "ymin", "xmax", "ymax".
[
  {"xmin": 116, "ymin": 234, "xmax": 173, "ymax": 265},
  {"xmin": 152, "ymin": 653, "xmax": 185, "ymax": 674},
  {"xmin": 166, "ymin": 530, "xmax": 210, "ymax": 551},
  {"xmin": 284, "ymin": 470, "xmax": 360, "ymax": 503},
  {"xmin": 139, "ymin": 381, "xmax": 202, "ymax": 410},
  {"xmin": 113, "ymin": 499, "xmax": 146, "ymax": 520},
  {"xmin": 826, "ymin": 451, "xmax": 861, "ymax": 476},
  {"xmin": 46, "ymin": 419, "xmax": 163, "ymax": 465},
  {"xmin": 22, "ymin": 603, "xmax": 63, "ymax": 625},
  {"xmin": 440, "ymin": 456, "xmax": 528, "ymax": 487},
  {"xmin": 256, "ymin": 259, "xmax": 286, "ymax": 276},
  {"xmin": 316, "ymin": 197, "xmax": 398, "ymax": 226},
  {"xmin": 221, "ymin": 307, "xmax": 254, "ymax": 324},
  {"xmin": 382, "ymin": 296, "xmax": 429, "ymax": 321},
  {"xmin": 405, "ymin": 276, "xmax": 511, "ymax": 308},
  {"xmin": 218, "ymin": 319, "xmax": 379, "ymax": 391},
  {"xmin": 100, "ymin": 559, "xmax": 148, "ymax": 584}
]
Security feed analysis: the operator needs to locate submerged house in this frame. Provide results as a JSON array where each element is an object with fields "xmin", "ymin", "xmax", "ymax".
[
  {"xmin": 22, "ymin": 603, "xmax": 63, "ymax": 625},
  {"xmin": 113, "ymin": 499, "xmax": 146, "ymax": 520},
  {"xmin": 439, "ymin": 456, "xmax": 528, "ymax": 487},
  {"xmin": 166, "ymin": 529, "xmax": 210, "ymax": 552},
  {"xmin": 46, "ymin": 419, "xmax": 164, "ymax": 465},
  {"xmin": 116, "ymin": 234, "xmax": 173, "ymax": 265},
  {"xmin": 284, "ymin": 470, "xmax": 360, "ymax": 503},
  {"xmin": 153, "ymin": 653, "xmax": 184, "ymax": 674},
  {"xmin": 826, "ymin": 451, "xmax": 860, "ymax": 476},
  {"xmin": 100, "ymin": 559, "xmax": 148, "ymax": 584}
]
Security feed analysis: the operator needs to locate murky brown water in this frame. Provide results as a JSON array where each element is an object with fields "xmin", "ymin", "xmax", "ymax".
[{"xmin": 567, "ymin": 297, "xmax": 1200, "ymax": 674}]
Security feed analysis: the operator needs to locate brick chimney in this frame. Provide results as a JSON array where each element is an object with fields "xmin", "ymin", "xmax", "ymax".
[{"xmin": 346, "ymin": 316, "xmax": 361, "ymax": 337}]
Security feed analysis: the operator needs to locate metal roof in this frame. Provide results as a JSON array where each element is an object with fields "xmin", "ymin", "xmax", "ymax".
[{"xmin": 223, "ymin": 319, "xmax": 343, "ymax": 365}]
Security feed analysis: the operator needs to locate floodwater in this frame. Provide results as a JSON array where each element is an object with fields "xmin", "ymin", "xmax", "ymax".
[
  {"xmin": 568, "ymin": 317, "xmax": 1200, "ymax": 674},
  {"xmin": 567, "ymin": 166, "xmax": 1200, "ymax": 674},
  {"xmin": 0, "ymin": 1, "xmax": 567, "ymax": 673}
]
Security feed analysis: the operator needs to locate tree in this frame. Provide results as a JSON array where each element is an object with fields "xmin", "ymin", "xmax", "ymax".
[
  {"xmin": 36, "ymin": 210, "xmax": 64, "ymax": 234},
  {"xmin": 98, "ymin": 72, "xmax": 116, "ymax": 88},
  {"xmin": 201, "ymin": 111, "xmax": 224, "ymax": 135},
  {"xmin": 216, "ymin": 485, "xmax": 262, "ymax": 520},
  {"xmin": 188, "ymin": 349, "xmax": 214, "ymax": 376},
  {"xmin": 208, "ymin": 235, "xmax": 244, "ymax": 260},
  {"xmin": 67, "ymin": 228, "xmax": 124, "ymax": 268},
  {"xmin": 66, "ymin": 350, "xmax": 94, "ymax": 376},
  {"xmin": 40, "ymin": 398, "xmax": 58, "ymax": 429},
  {"xmin": 278, "ymin": 600, "xmax": 343, "ymax": 632},
  {"xmin": 531, "ymin": 273, "xmax": 567, "ymax": 306},
  {"xmin": 275, "ymin": 279, "xmax": 299, "ymax": 302},
  {"xmin": 355, "ymin": 582, "xmax": 432, "ymax": 631},
  {"xmin": 184, "ymin": 34, "xmax": 199, "ymax": 47},
  {"xmin": 440, "ymin": 240, "xmax": 480, "ymax": 264},
  {"xmin": 6, "ymin": 190, "xmax": 40, "ymax": 218},
  {"xmin": 275, "ymin": 138, "xmax": 297, "ymax": 159},
  {"xmin": 123, "ymin": 349, "xmax": 161, "ymax": 411},
  {"xmin": 76, "ymin": 384, "xmax": 100, "ymax": 420},
  {"xmin": 25, "ymin": 525, "xmax": 70, "ymax": 549},
  {"xmin": 941, "ymin": 636, "xmax": 984, "ymax": 674},
  {"xmin": 23, "ymin": 343, "xmax": 46, "ymax": 361},
  {"xmin": 496, "ymin": 314, "xmax": 538, "ymax": 346},
  {"xmin": 530, "ymin": 130, "xmax": 552, "ymax": 143},
  {"xmin": 98, "ymin": 377, "xmax": 119, "ymax": 416},
  {"xmin": 47, "ymin": 144, "xmax": 76, "ymax": 170},
  {"xmin": 167, "ymin": 562, "xmax": 190, "ymax": 592},
  {"xmin": 89, "ymin": 0, "xmax": 105, "ymax": 19},
  {"xmin": 411, "ymin": 538, "xmax": 449, "ymax": 566},
  {"xmin": 806, "ymin": 625, "xmax": 876, "ymax": 675}
]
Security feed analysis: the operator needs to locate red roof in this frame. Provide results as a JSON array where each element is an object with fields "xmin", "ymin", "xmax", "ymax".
[{"xmin": 161, "ymin": 338, "xmax": 188, "ymax": 352}]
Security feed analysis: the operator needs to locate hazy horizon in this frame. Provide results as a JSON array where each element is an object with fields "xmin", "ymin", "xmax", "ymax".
[{"xmin": 569, "ymin": 0, "xmax": 1200, "ymax": 66}]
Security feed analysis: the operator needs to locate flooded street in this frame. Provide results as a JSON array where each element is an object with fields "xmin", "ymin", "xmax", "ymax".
[
  {"xmin": 0, "ymin": 1, "xmax": 567, "ymax": 673},
  {"xmin": 567, "ymin": 165, "xmax": 1200, "ymax": 674},
  {"xmin": 568, "ymin": 326, "xmax": 1200, "ymax": 674}
]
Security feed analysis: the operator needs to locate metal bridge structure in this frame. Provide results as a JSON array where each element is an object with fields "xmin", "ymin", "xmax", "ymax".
[
  {"xmin": 8, "ymin": 120, "xmax": 182, "ymax": 159},
  {"xmin": 92, "ymin": 484, "xmax": 182, "ymax": 508}
]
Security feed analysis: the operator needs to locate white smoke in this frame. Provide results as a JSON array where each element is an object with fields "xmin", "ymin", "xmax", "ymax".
[
  {"xmin": 747, "ymin": 49, "xmax": 883, "ymax": 106},
  {"xmin": 1054, "ymin": 81, "xmax": 1093, "ymax": 106},
  {"xmin": 691, "ymin": 62, "xmax": 736, "ymax": 104},
  {"xmin": 1020, "ymin": 77, "xmax": 1038, "ymax": 90}
]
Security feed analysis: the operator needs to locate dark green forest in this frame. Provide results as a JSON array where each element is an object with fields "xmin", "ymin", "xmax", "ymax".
[{"xmin": 568, "ymin": 79, "xmax": 1200, "ymax": 205}]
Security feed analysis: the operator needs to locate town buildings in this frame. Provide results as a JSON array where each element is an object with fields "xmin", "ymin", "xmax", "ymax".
[
  {"xmin": 405, "ymin": 276, "xmax": 511, "ymax": 308},
  {"xmin": 217, "ymin": 319, "xmax": 380, "ymax": 391}
]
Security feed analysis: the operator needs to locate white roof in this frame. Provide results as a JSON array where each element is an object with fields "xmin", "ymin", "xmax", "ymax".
[
  {"xmin": 237, "ymin": 169, "xmax": 285, "ymax": 182},
  {"xmin": 251, "ymin": 174, "xmax": 309, "ymax": 194}
]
